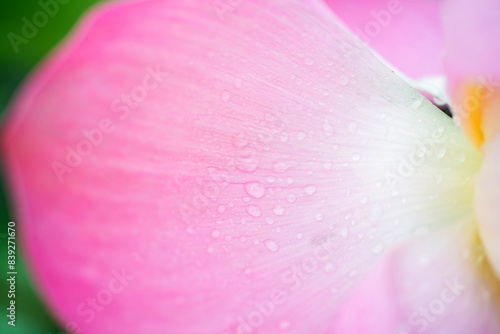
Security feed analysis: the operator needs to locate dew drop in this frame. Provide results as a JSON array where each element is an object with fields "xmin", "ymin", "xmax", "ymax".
[
  {"xmin": 435, "ymin": 144, "xmax": 447, "ymax": 159},
  {"xmin": 409, "ymin": 93, "xmax": 424, "ymax": 109},
  {"xmin": 305, "ymin": 58, "xmax": 315, "ymax": 66},
  {"xmin": 245, "ymin": 182, "xmax": 266, "ymax": 199},
  {"xmin": 352, "ymin": 154, "xmax": 360, "ymax": 161},
  {"xmin": 211, "ymin": 230, "xmax": 220, "ymax": 238},
  {"xmin": 273, "ymin": 205, "xmax": 285, "ymax": 216},
  {"xmin": 266, "ymin": 217, "xmax": 275, "ymax": 225},
  {"xmin": 273, "ymin": 161, "xmax": 292, "ymax": 173},
  {"xmin": 246, "ymin": 205, "xmax": 262, "ymax": 217},
  {"xmin": 339, "ymin": 75, "xmax": 349, "ymax": 86},
  {"xmin": 221, "ymin": 91, "xmax": 231, "ymax": 102},
  {"xmin": 297, "ymin": 132, "xmax": 306, "ymax": 141},
  {"xmin": 304, "ymin": 186, "xmax": 317, "ymax": 195},
  {"xmin": 286, "ymin": 194, "xmax": 297, "ymax": 203},
  {"xmin": 341, "ymin": 227, "xmax": 349, "ymax": 239},
  {"xmin": 296, "ymin": 233, "xmax": 303, "ymax": 240},
  {"xmin": 264, "ymin": 239, "xmax": 279, "ymax": 252},
  {"xmin": 217, "ymin": 205, "xmax": 226, "ymax": 214},
  {"xmin": 323, "ymin": 119, "xmax": 334, "ymax": 137}
]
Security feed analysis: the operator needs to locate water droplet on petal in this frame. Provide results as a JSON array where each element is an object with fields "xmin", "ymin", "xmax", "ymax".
[
  {"xmin": 352, "ymin": 154, "xmax": 360, "ymax": 161},
  {"xmin": 211, "ymin": 230, "xmax": 220, "ymax": 238},
  {"xmin": 246, "ymin": 205, "xmax": 262, "ymax": 217},
  {"xmin": 339, "ymin": 75, "xmax": 349, "ymax": 86},
  {"xmin": 297, "ymin": 132, "xmax": 306, "ymax": 141},
  {"xmin": 341, "ymin": 227, "xmax": 349, "ymax": 239},
  {"xmin": 286, "ymin": 194, "xmax": 297, "ymax": 203},
  {"xmin": 435, "ymin": 144, "xmax": 446, "ymax": 159},
  {"xmin": 217, "ymin": 205, "xmax": 226, "ymax": 214},
  {"xmin": 304, "ymin": 186, "xmax": 317, "ymax": 195},
  {"xmin": 221, "ymin": 91, "xmax": 231, "ymax": 102},
  {"xmin": 273, "ymin": 205, "xmax": 285, "ymax": 216},
  {"xmin": 264, "ymin": 239, "xmax": 279, "ymax": 252},
  {"xmin": 245, "ymin": 182, "xmax": 266, "ymax": 199},
  {"xmin": 409, "ymin": 92, "xmax": 424, "ymax": 109},
  {"xmin": 323, "ymin": 119, "xmax": 334, "ymax": 137},
  {"xmin": 305, "ymin": 58, "xmax": 315, "ymax": 66},
  {"xmin": 273, "ymin": 161, "xmax": 292, "ymax": 173}
]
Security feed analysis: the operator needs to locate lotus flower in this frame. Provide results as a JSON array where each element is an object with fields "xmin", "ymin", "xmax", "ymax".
[{"xmin": 2, "ymin": 0, "xmax": 499, "ymax": 333}]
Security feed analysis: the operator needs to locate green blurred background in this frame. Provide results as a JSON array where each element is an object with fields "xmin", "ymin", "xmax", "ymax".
[{"xmin": 0, "ymin": 1, "xmax": 105, "ymax": 332}]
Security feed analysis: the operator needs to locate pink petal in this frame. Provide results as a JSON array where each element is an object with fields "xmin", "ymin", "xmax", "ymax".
[
  {"xmin": 2, "ymin": 0, "xmax": 481, "ymax": 333},
  {"xmin": 333, "ymin": 218, "xmax": 500, "ymax": 333},
  {"xmin": 325, "ymin": 0, "xmax": 445, "ymax": 79},
  {"xmin": 441, "ymin": 0, "xmax": 500, "ymax": 92}
]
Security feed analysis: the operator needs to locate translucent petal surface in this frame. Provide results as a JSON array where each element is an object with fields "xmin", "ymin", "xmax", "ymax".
[
  {"xmin": 333, "ymin": 217, "xmax": 500, "ymax": 334},
  {"xmin": 2, "ymin": 0, "xmax": 481, "ymax": 333},
  {"xmin": 476, "ymin": 133, "xmax": 500, "ymax": 281}
]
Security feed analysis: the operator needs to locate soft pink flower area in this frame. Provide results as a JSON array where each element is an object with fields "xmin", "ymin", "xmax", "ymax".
[{"xmin": 2, "ymin": 0, "xmax": 498, "ymax": 333}]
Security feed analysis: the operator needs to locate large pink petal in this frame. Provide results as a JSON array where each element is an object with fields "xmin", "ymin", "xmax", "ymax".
[
  {"xmin": 325, "ymin": 0, "xmax": 445, "ymax": 80},
  {"xmin": 2, "ymin": 0, "xmax": 480, "ymax": 333},
  {"xmin": 333, "ymin": 217, "xmax": 500, "ymax": 333},
  {"xmin": 441, "ymin": 0, "xmax": 500, "ymax": 92}
]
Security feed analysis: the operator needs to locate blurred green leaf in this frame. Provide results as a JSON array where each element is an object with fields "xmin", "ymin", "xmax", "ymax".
[{"xmin": 1, "ymin": 1, "xmax": 105, "ymax": 333}]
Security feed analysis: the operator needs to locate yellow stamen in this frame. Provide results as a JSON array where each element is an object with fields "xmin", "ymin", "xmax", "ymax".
[
  {"xmin": 456, "ymin": 83, "xmax": 500, "ymax": 151},
  {"xmin": 463, "ymin": 85, "xmax": 485, "ymax": 149}
]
